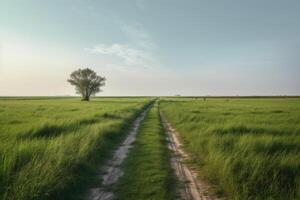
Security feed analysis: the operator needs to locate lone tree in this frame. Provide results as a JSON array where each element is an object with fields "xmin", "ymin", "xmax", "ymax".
[{"xmin": 68, "ymin": 68, "xmax": 106, "ymax": 101}]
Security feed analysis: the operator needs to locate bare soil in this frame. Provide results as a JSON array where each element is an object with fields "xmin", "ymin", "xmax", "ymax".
[
  {"xmin": 160, "ymin": 112, "xmax": 221, "ymax": 200},
  {"xmin": 86, "ymin": 109, "xmax": 148, "ymax": 200}
]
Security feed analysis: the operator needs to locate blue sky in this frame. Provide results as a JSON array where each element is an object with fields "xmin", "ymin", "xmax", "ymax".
[{"xmin": 0, "ymin": 0, "xmax": 299, "ymax": 96}]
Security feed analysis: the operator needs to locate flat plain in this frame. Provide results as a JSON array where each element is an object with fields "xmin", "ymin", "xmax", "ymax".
[
  {"xmin": 160, "ymin": 97, "xmax": 300, "ymax": 200},
  {"xmin": 1, "ymin": 97, "xmax": 299, "ymax": 200},
  {"xmin": 0, "ymin": 97, "xmax": 151, "ymax": 200}
]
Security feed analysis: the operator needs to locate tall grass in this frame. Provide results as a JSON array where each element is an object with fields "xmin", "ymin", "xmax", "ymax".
[
  {"xmin": 160, "ymin": 98, "xmax": 300, "ymax": 200},
  {"xmin": 0, "ymin": 98, "xmax": 152, "ymax": 200}
]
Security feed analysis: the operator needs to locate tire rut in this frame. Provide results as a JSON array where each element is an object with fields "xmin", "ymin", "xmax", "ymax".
[
  {"xmin": 86, "ymin": 108, "xmax": 149, "ymax": 200},
  {"xmin": 160, "ymin": 111, "xmax": 222, "ymax": 200}
]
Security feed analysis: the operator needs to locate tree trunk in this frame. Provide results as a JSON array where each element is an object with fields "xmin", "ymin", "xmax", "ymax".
[
  {"xmin": 81, "ymin": 88, "xmax": 90, "ymax": 101},
  {"xmin": 82, "ymin": 95, "xmax": 90, "ymax": 101}
]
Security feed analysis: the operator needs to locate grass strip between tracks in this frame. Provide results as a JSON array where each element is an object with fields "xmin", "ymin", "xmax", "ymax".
[{"xmin": 114, "ymin": 103, "xmax": 175, "ymax": 200}]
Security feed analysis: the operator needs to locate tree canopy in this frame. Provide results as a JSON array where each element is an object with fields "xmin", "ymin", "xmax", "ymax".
[{"xmin": 68, "ymin": 68, "xmax": 105, "ymax": 101}]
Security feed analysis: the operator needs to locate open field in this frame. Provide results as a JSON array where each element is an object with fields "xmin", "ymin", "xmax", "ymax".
[
  {"xmin": 1, "ymin": 97, "xmax": 299, "ymax": 200},
  {"xmin": 160, "ymin": 98, "xmax": 300, "ymax": 200},
  {"xmin": 0, "ymin": 98, "xmax": 152, "ymax": 200}
]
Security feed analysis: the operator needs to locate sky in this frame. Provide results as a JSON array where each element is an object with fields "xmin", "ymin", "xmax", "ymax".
[{"xmin": 0, "ymin": 0, "xmax": 299, "ymax": 96}]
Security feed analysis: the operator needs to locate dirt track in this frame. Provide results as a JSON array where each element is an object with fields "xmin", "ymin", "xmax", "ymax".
[
  {"xmin": 86, "ymin": 109, "xmax": 148, "ymax": 200},
  {"xmin": 86, "ymin": 105, "xmax": 220, "ymax": 200},
  {"xmin": 160, "ymin": 112, "xmax": 221, "ymax": 200}
]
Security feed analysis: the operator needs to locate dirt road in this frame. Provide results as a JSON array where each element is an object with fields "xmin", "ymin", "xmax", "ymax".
[
  {"xmin": 86, "ymin": 105, "xmax": 220, "ymax": 200},
  {"xmin": 160, "ymin": 112, "xmax": 221, "ymax": 200},
  {"xmin": 86, "ymin": 108, "xmax": 149, "ymax": 200}
]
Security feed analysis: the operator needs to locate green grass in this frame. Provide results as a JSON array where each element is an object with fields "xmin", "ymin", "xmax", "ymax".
[
  {"xmin": 0, "ymin": 97, "xmax": 152, "ymax": 200},
  {"xmin": 114, "ymin": 103, "xmax": 175, "ymax": 200},
  {"xmin": 2, "ymin": 97, "xmax": 299, "ymax": 200},
  {"xmin": 160, "ymin": 98, "xmax": 300, "ymax": 200}
]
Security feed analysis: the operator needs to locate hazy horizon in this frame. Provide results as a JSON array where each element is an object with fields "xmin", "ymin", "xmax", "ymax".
[{"xmin": 1, "ymin": 0, "xmax": 300, "ymax": 96}]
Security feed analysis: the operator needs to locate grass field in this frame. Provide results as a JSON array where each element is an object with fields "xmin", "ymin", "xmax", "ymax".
[
  {"xmin": 114, "ymin": 102, "xmax": 175, "ymax": 200},
  {"xmin": 160, "ymin": 98, "xmax": 300, "ymax": 200},
  {"xmin": 1, "ymin": 97, "xmax": 299, "ymax": 200},
  {"xmin": 0, "ymin": 98, "xmax": 151, "ymax": 200}
]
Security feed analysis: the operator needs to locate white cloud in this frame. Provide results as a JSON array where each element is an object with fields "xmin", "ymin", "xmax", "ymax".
[
  {"xmin": 86, "ymin": 24, "xmax": 159, "ymax": 69},
  {"xmin": 121, "ymin": 24, "xmax": 156, "ymax": 50},
  {"xmin": 122, "ymin": 24, "xmax": 149, "ymax": 40},
  {"xmin": 86, "ymin": 43, "xmax": 155, "ymax": 67}
]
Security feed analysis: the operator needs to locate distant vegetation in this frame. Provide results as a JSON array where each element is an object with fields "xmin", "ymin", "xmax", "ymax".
[
  {"xmin": 0, "ymin": 98, "xmax": 151, "ymax": 200},
  {"xmin": 160, "ymin": 98, "xmax": 300, "ymax": 200}
]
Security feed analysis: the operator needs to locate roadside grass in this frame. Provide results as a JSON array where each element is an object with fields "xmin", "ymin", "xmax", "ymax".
[
  {"xmin": 160, "ymin": 98, "xmax": 300, "ymax": 200},
  {"xmin": 0, "ymin": 98, "xmax": 152, "ymax": 200},
  {"xmin": 114, "ymin": 103, "xmax": 175, "ymax": 200}
]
